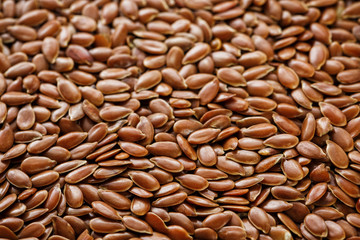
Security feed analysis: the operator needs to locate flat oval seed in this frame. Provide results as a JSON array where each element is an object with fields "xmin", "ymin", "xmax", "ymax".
[
  {"xmin": 128, "ymin": 171, "xmax": 160, "ymax": 192},
  {"xmin": 65, "ymin": 164, "xmax": 99, "ymax": 184},
  {"xmin": 319, "ymin": 102, "xmax": 347, "ymax": 126},
  {"xmin": 202, "ymin": 212, "xmax": 232, "ymax": 231},
  {"xmin": 92, "ymin": 201, "xmax": 122, "ymax": 220},
  {"xmin": 304, "ymin": 214, "xmax": 328, "ymax": 237},
  {"xmin": 123, "ymin": 215, "xmax": 153, "ymax": 234},
  {"xmin": 57, "ymin": 78, "xmax": 82, "ymax": 104},
  {"xmin": 98, "ymin": 189, "xmax": 131, "ymax": 210},
  {"xmin": 248, "ymin": 207, "xmax": 271, "ymax": 234},
  {"xmin": 176, "ymin": 174, "xmax": 209, "ymax": 191},
  {"xmin": 305, "ymin": 182, "xmax": 328, "ymax": 205},
  {"xmin": 264, "ymin": 134, "xmax": 299, "ymax": 149},
  {"xmin": 89, "ymin": 217, "xmax": 125, "ymax": 233},
  {"xmin": 150, "ymin": 156, "xmax": 184, "ymax": 173},
  {"xmin": 6, "ymin": 169, "xmax": 32, "ymax": 188},
  {"xmin": 188, "ymin": 128, "xmax": 221, "ymax": 144},
  {"xmin": 326, "ymin": 140, "xmax": 349, "ymax": 169}
]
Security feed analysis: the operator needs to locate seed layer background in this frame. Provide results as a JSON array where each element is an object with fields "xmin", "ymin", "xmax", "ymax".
[{"xmin": 0, "ymin": 0, "xmax": 360, "ymax": 239}]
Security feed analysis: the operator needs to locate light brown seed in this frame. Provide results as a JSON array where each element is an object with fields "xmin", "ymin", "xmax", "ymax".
[
  {"xmin": 161, "ymin": 68, "xmax": 187, "ymax": 89},
  {"xmin": 18, "ymin": 222, "xmax": 45, "ymax": 238},
  {"xmin": 271, "ymin": 186, "xmax": 304, "ymax": 201},
  {"xmin": 335, "ymin": 174, "xmax": 360, "ymax": 198},
  {"xmin": 281, "ymin": 159, "xmax": 304, "ymax": 181},
  {"xmin": 1, "ymin": 92, "xmax": 36, "ymax": 106},
  {"xmin": 6, "ymin": 169, "xmax": 32, "ymax": 189},
  {"xmin": 0, "ymin": 193, "xmax": 17, "ymax": 213},
  {"xmin": 288, "ymin": 59, "xmax": 315, "ymax": 78}
]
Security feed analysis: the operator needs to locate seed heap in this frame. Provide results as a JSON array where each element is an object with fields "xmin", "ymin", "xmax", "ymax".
[{"xmin": 0, "ymin": 0, "xmax": 360, "ymax": 239}]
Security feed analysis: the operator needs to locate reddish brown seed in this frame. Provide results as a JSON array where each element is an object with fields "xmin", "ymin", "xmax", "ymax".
[
  {"xmin": 305, "ymin": 182, "xmax": 328, "ymax": 205},
  {"xmin": 89, "ymin": 217, "xmax": 125, "ymax": 233},
  {"xmin": 217, "ymin": 67, "xmax": 246, "ymax": 87},
  {"xmin": 0, "ymin": 193, "xmax": 17, "ymax": 212},
  {"xmin": 20, "ymin": 156, "xmax": 56, "ymax": 175},
  {"xmin": 264, "ymin": 134, "xmax": 299, "ymax": 149},
  {"xmin": 326, "ymin": 140, "xmax": 349, "ymax": 169},
  {"xmin": 271, "ymin": 186, "xmax": 304, "ymax": 201},
  {"xmin": 304, "ymin": 214, "xmax": 328, "ymax": 237},
  {"xmin": 150, "ymin": 156, "xmax": 184, "ymax": 173},
  {"xmin": 98, "ymin": 189, "xmax": 131, "ymax": 210},
  {"xmin": 92, "ymin": 201, "xmax": 122, "ymax": 221},
  {"xmin": 118, "ymin": 141, "xmax": 148, "ymax": 157},
  {"xmin": 66, "ymin": 44, "xmax": 93, "ymax": 65},
  {"xmin": 57, "ymin": 78, "xmax": 82, "ymax": 104},
  {"xmin": 6, "ymin": 169, "xmax": 32, "ymax": 189},
  {"xmin": 128, "ymin": 171, "xmax": 160, "ymax": 192},
  {"xmin": 152, "ymin": 191, "xmax": 188, "ymax": 207},
  {"xmin": 135, "ymin": 70, "xmax": 162, "ymax": 92},
  {"xmin": 202, "ymin": 212, "xmax": 232, "ymax": 231},
  {"xmin": 176, "ymin": 174, "xmax": 209, "ymax": 191},
  {"xmin": 123, "ymin": 215, "xmax": 153, "ymax": 234},
  {"xmin": 277, "ymin": 64, "xmax": 299, "ymax": 89},
  {"xmin": 187, "ymin": 128, "xmax": 220, "ymax": 144},
  {"xmin": 146, "ymin": 141, "xmax": 182, "ymax": 158},
  {"xmin": 296, "ymin": 141, "xmax": 326, "ymax": 159},
  {"xmin": 0, "ymin": 123, "xmax": 14, "ymax": 152},
  {"xmin": 0, "ymin": 225, "xmax": 17, "ymax": 240},
  {"xmin": 182, "ymin": 43, "xmax": 211, "ymax": 64},
  {"xmin": 319, "ymin": 102, "xmax": 347, "ymax": 126},
  {"xmin": 248, "ymin": 207, "xmax": 271, "ymax": 233},
  {"xmin": 65, "ymin": 164, "xmax": 99, "ymax": 184}
]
